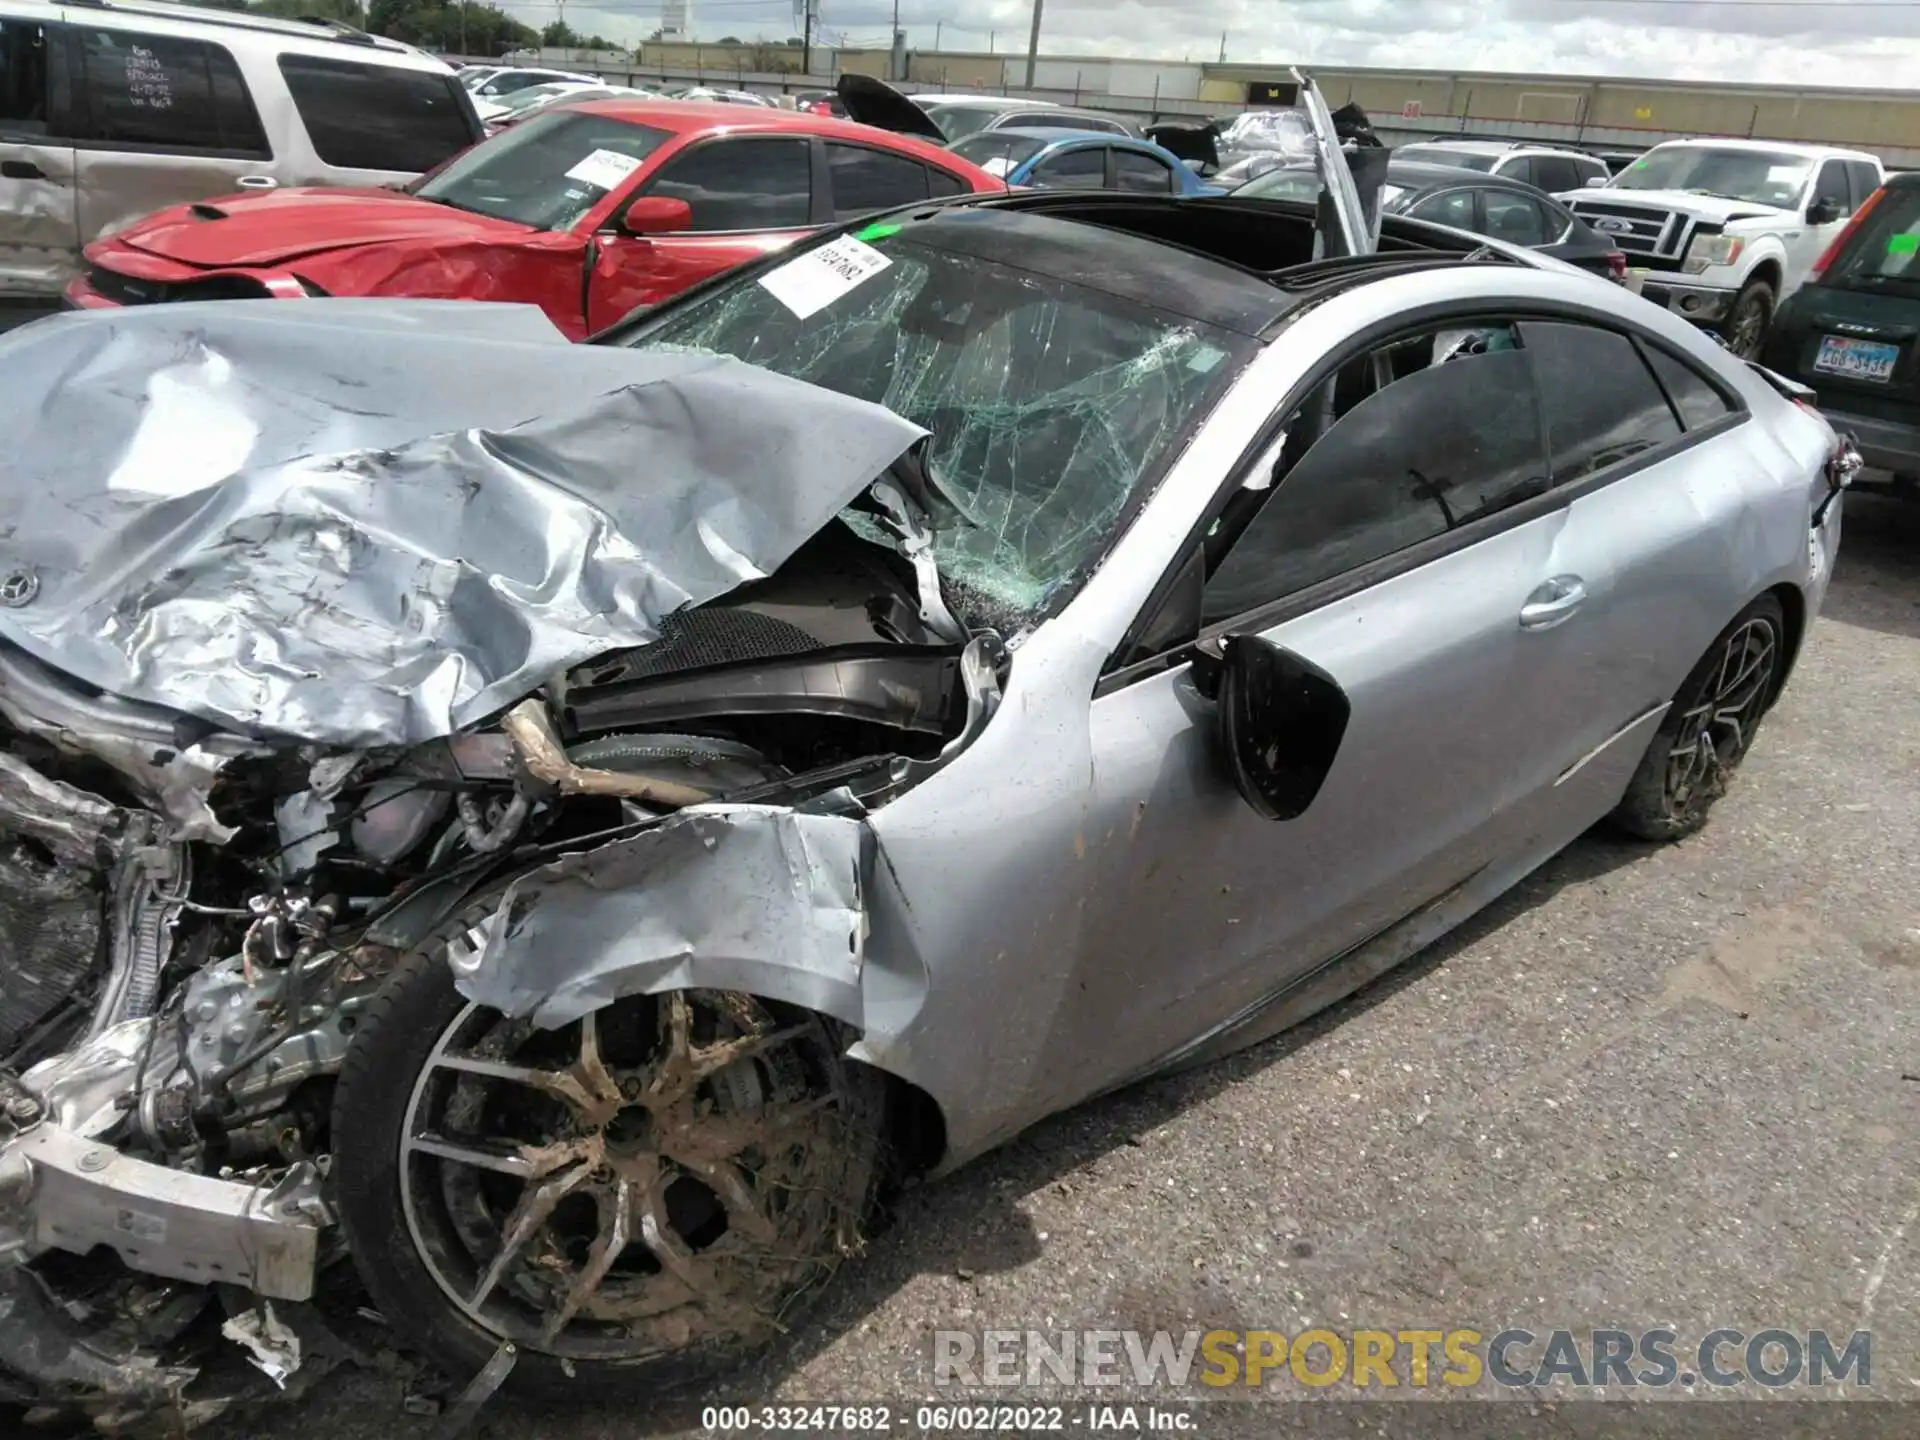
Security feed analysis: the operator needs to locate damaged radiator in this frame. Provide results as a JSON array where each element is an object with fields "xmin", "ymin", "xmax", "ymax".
[{"xmin": 0, "ymin": 842, "xmax": 102, "ymax": 1060}]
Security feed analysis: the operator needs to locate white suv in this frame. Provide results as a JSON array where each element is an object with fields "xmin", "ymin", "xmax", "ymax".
[
  {"xmin": 1566, "ymin": 138, "xmax": 1884, "ymax": 357},
  {"xmin": 1391, "ymin": 140, "xmax": 1611, "ymax": 193},
  {"xmin": 0, "ymin": 0, "xmax": 482, "ymax": 301}
]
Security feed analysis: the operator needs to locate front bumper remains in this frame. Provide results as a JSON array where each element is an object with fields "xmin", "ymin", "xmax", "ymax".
[{"xmin": 0, "ymin": 1110, "xmax": 325, "ymax": 1302}]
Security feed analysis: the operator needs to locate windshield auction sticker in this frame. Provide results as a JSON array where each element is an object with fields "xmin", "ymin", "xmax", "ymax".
[
  {"xmin": 759, "ymin": 235, "xmax": 893, "ymax": 320},
  {"xmin": 564, "ymin": 148, "xmax": 646, "ymax": 192}
]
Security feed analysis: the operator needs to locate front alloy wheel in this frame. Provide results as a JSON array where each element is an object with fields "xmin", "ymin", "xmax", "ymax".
[{"xmin": 333, "ymin": 907, "xmax": 887, "ymax": 1396}]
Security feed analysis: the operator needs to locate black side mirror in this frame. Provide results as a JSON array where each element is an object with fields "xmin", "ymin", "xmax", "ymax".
[
  {"xmin": 1808, "ymin": 197, "xmax": 1844, "ymax": 225},
  {"xmin": 1211, "ymin": 634, "xmax": 1351, "ymax": 821}
]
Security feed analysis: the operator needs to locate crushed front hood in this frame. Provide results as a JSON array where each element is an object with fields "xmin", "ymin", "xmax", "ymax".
[{"xmin": 0, "ymin": 301, "xmax": 927, "ymax": 747}]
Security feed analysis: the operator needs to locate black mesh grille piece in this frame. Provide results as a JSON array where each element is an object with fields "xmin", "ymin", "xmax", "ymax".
[
  {"xmin": 0, "ymin": 844, "xmax": 101, "ymax": 1059},
  {"xmin": 576, "ymin": 609, "xmax": 821, "ymax": 686}
]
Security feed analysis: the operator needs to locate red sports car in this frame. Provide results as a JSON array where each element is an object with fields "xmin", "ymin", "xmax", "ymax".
[{"xmin": 68, "ymin": 102, "xmax": 1003, "ymax": 340}]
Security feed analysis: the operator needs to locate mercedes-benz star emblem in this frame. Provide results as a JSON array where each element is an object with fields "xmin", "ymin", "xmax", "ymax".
[{"xmin": 0, "ymin": 569, "xmax": 39, "ymax": 607}]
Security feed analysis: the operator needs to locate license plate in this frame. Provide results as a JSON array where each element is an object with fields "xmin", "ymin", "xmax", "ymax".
[{"xmin": 1813, "ymin": 335, "xmax": 1899, "ymax": 383}]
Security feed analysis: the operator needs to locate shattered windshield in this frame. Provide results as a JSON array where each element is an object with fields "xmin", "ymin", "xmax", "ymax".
[
  {"xmin": 414, "ymin": 111, "xmax": 671, "ymax": 230},
  {"xmin": 1613, "ymin": 146, "xmax": 1813, "ymax": 208},
  {"xmin": 625, "ymin": 236, "xmax": 1247, "ymax": 627}
]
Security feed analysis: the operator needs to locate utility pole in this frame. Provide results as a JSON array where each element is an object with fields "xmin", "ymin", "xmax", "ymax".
[
  {"xmin": 802, "ymin": 0, "xmax": 814, "ymax": 77},
  {"xmin": 1023, "ymin": 0, "xmax": 1043, "ymax": 88},
  {"xmin": 1218, "ymin": 30, "xmax": 1226, "ymax": 62},
  {"xmin": 891, "ymin": 0, "xmax": 900, "ymax": 80},
  {"xmin": 935, "ymin": 20, "xmax": 941, "ymax": 49}
]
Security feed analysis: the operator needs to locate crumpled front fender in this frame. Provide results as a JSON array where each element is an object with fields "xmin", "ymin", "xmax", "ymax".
[{"xmin": 451, "ymin": 805, "xmax": 916, "ymax": 1037}]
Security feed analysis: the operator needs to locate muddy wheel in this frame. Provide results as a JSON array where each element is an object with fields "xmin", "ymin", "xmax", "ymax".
[
  {"xmin": 1719, "ymin": 277, "xmax": 1775, "ymax": 360},
  {"xmin": 1608, "ymin": 594, "xmax": 1785, "ymax": 842},
  {"xmin": 331, "ymin": 896, "xmax": 888, "ymax": 1397}
]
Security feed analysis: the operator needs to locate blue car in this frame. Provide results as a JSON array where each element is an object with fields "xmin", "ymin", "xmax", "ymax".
[{"xmin": 948, "ymin": 128, "xmax": 1222, "ymax": 196}]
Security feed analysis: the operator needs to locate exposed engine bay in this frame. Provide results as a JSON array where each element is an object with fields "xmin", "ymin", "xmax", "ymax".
[
  {"xmin": 0, "ymin": 525, "xmax": 998, "ymax": 1420},
  {"xmin": 0, "ymin": 306, "xmax": 1001, "ymax": 1421}
]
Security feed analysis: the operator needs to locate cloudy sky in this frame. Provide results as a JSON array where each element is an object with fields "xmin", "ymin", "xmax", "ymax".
[{"xmin": 507, "ymin": 0, "xmax": 1920, "ymax": 88}]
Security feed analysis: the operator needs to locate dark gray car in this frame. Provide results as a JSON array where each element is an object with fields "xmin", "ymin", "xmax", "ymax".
[{"xmin": 1237, "ymin": 160, "xmax": 1628, "ymax": 281}]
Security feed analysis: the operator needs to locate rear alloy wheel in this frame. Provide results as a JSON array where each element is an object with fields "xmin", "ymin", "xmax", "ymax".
[
  {"xmin": 333, "ymin": 904, "xmax": 887, "ymax": 1397},
  {"xmin": 1609, "ymin": 594, "xmax": 1785, "ymax": 841},
  {"xmin": 1720, "ymin": 277, "xmax": 1775, "ymax": 360}
]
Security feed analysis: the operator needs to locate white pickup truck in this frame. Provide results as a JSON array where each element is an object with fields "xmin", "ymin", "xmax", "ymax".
[{"xmin": 1565, "ymin": 139, "xmax": 1884, "ymax": 358}]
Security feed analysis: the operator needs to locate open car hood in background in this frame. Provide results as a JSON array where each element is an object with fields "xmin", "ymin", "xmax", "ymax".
[
  {"xmin": 0, "ymin": 301, "xmax": 926, "ymax": 748},
  {"xmin": 1142, "ymin": 121, "xmax": 1222, "ymax": 172},
  {"xmin": 836, "ymin": 74, "xmax": 947, "ymax": 142}
]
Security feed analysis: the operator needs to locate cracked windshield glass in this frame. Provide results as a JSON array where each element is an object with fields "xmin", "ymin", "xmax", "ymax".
[{"xmin": 629, "ymin": 234, "xmax": 1243, "ymax": 629}]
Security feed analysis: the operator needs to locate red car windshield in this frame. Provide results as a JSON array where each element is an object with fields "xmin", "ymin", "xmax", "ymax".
[{"xmin": 416, "ymin": 111, "xmax": 673, "ymax": 231}]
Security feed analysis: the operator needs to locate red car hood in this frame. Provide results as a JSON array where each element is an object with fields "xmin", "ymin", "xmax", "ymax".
[{"xmin": 115, "ymin": 188, "xmax": 533, "ymax": 269}]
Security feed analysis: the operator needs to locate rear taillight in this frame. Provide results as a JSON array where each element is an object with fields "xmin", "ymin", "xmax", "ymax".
[
  {"xmin": 1809, "ymin": 185, "xmax": 1885, "ymax": 284},
  {"xmin": 1605, "ymin": 249, "xmax": 1627, "ymax": 282}
]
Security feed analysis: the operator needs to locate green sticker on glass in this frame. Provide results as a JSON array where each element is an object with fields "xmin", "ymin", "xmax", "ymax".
[
  {"xmin": 856, "ymin": 221, "xmax": 904, "ymax": 242},
  {"xmin": 1889, "ymin": 233, "xmax": 1920, "ymax": 255}
]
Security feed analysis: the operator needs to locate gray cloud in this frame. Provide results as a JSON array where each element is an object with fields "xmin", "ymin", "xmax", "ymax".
[{"xmin": 519, "ymin": 0, "xmax": 1920, "ymax": 84}]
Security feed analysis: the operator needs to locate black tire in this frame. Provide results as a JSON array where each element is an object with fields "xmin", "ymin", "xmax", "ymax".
[
  {"xmin": 1609, "ymin": 594, "xmax": 1787, "ymax": 842},
  {"xmin": 331, "ymin": 890, "xmax": 888, "ymax": 1399},
  {"xmin": 1720, "ymin": 277, "xmax": 1776, "ymax": 360}
]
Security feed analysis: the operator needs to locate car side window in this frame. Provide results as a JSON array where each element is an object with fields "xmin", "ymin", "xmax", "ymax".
[
  {"xmin": 1577, "ymin": 156, "xmax": 1609, "ymax": 187},
  {"xmin": 1202, "ymin": 326, "xmax": 1547, "ymax": 620},
  {"xmin": 1531, "ymin": 155, "xmax": 1580, "ymax": 193},
  {"xmin": 1500, "ymin": 155, "xmax": 1535, "ymax": 186},
  {"xmin": 1028, "ymin": 146, "xmax": 1105, "ymax": 190},
  {"xmin": 826, "ymin": 141, "xmax": 930, "ymax": 217},
  {"xmin": 1641, "ymin": 344, "xmax": 1735, "ymax": 430},
  {"xmin": 1408, "ymin": 189, "xmax": 1475, "ymax": 230},
  {"xmin": 1812, "ymin": 160, "xmax": 1851, "ymax": 215},
  {"xmin": 1521, "ymin": 321, "xmax": 1683, "ymax": 480},
  {"xmin": 279, "ymin": 56, "xmax": 476, "ymax": 173},
  {"xmin": 70, "ymin": 27, "xmax": 269, "ymax": 158},
  {"xmin": 0, "ymin": 19, "xmax": 53, "ymax": 137},
  {"xmin": 1112, "ymin": 149, "xmax": 1173, "ymax": 193},
  {"xmin": 646, "ymin": 137, "xmax": 812, "ymax": 231},
  {"xmin": 1845, "ymin": 161, "xmax": 1881, "ymax": 209},
  {"xmin": 1017, "ymin": 113, "xmax": 1084, "ymax": 130},
  {"xmin": 1481, "ymin": 191, "xmax": 1549, "ymax": 247},
  {"xmin": 926, "ymin": 165, "xmax": 966, "ymax": 197}
]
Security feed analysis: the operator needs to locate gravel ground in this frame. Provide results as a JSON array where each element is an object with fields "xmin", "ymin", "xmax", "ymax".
[{"xmin": 213, "ymin": 491, "xmax": 1918, "ymax": 1438}]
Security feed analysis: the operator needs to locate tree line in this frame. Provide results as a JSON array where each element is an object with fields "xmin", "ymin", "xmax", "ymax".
[{"xmin": 190, "ymin": 0, "xmax": 624, "ymax": 56}]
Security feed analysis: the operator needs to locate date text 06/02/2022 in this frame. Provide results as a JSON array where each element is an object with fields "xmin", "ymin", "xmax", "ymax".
[{"xmin": 700, "ymin": 1404, "xmax": 1192, "ymax": 1432}]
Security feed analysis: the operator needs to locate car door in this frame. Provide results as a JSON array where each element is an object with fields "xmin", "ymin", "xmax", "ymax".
[
  {"xmin": 1111, "ymin": 147, "xmax": 1175, "ymax": 194},
  {"xmin": 1529, "ymin": 154, "xmax": 1581, "ymax": 196},
  {"xmin": 585, "ymin": 134, "xmax": 816, "ymax": 333},
  {"xmin": 1504, "ymin": 317, "xmax": 1767, "ymax": 830},
  {"xmin": 1789, "ymin": 160, "xmax": 1856, "ymax": 293},
  {"xmin": 1052, "ymin": 319, "xmax": 1610, "ymax": 1090},
  {"xmin": 62, "ymin": 24, "xmax": 275, "ymax": 257},
  {"xmin": 821, "ymin": 139, "xmax": 945, "ymax": 220},
  {"xmin": 1406, "ymin": 186, "xmax": 1476, "ymax": 234},
  {"xmin": 0, "ymin": 14, "xmax": 77, "ymax": 297},
  {"xmin": 1023, "ymin": 143, "xmax": 1105, "ymax": 191},
  {"xmin": 1498, "ymin": 154, "xmax": 1536, "ymax": 186},
  {"xmin": 1480, "ymin": 189, "xmax": 1552, "ymax": 249}
]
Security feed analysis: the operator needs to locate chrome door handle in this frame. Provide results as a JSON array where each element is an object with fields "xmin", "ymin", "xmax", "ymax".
[
  {"xmin": 1519, "ymin": 575, "xmax": 1587, "ymax": 630},
  {"xmin": 236, "ymin": 175, "xmax": 278, "ymax": 189}
]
